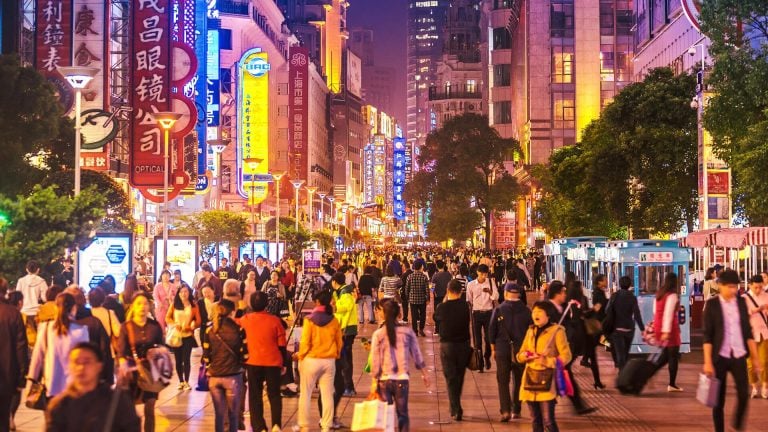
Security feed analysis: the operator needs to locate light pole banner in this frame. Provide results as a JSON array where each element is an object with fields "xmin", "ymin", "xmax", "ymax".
[
  {"xmin": 130, "ymin": 0, "xmax": 172, "ymax": 188},
  {"xmin": 237, "ymin": 48, "xmax": 270, "ymax": 203},
  {"xmin": 36, "ymin": 0, "xmax": 74, "ymax": 113},
  {"xmin": 289, "ymin": 46, "xmax": 309, "ymax": 182}
]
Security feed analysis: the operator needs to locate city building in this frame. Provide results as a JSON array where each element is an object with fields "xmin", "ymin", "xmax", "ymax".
[
  {"xmin": 348, "ymin": 28, "xmax": 397, "ymax": 117},
  {"xmin": 427, "ymin": 0, "xmax": 487, "ymax": 130}
]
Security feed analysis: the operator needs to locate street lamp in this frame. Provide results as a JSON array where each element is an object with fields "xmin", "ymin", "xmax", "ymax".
[
  {"xmin": 153, "ymin": 111, "xmax": 182, "ymax": 266},
  {"xmin": 244, "ymin": 158, "xmax": 263, "ymax": 249},
  {"xmin": 271, "ymin": 171, "xmax": 285, "ymax": 251},
  {"xmin": 291, "ymin": 179, "xmax": 306, "ymax": 231},
  {"xmin": 327, "ymin": 196, "xmax": 336, "ymax": 235},
  {"xmin": 317, "ymin": 192, "xmax": 326, "ymax": 232},
  {"xmin": 58, "ymin": 66, "xmax": 99, "ymax": 196},
  {"xmin": 208, "ymin": 138, "xmax": 230, "ymax": 210},
  {"xmin": 306, "ymin": 186, "xmax": 317, "ymax": 233}
]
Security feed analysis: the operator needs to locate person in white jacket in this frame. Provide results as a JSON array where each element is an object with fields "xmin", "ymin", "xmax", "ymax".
[
  {"xmin": 16, "ymin": 260, "xmax": 48, "ymax": 331},
  {"xmin": 27, "ymin": 292, "xmax": 89, "ymax": 398}
]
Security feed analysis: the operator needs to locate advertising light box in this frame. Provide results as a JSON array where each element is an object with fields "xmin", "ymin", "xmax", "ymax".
[
  {"xmin": 78, "ymin": 232, "xmax": 133, "ymax": 293},
  {"xmin": 239, "ymin": 241, "xmax": 286, "ymax": 263},
  {"xmin": 154, "ymin": 236, "xmax": 200, "ymax": 284}
]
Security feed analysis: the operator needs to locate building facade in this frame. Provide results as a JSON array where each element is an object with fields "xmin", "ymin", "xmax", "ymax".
[{"xmin": 349, "ymin": 28, "xmax": 398, "ymax": 117}]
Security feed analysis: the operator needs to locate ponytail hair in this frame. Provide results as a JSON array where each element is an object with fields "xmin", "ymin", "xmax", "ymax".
[
  {"xmin": 315, "ymin": 290, "xmax": 333, "ymax": 315},
  {"xmin": 381, "ymin": 298, "xmax": 400, "ymax": 348},
  {"xmin": 214, "ymin": 299, "xmax": 235, "ymax": 333},
  {"xmin": 54, "ymin": 293, "xmax": 76, "ymax": 336}
]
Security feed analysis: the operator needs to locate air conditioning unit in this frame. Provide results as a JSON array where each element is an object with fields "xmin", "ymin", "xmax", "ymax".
[{"xmin": 467, "ymin": 103, "xmax": 476, "ymax": 110}]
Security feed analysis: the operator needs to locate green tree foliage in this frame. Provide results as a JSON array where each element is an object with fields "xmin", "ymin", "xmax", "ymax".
[
  {"xmin": 700, "ymin": 1, "xmax": 768, "ymax": 224},
  {"xmin": 534, "ymin": 68, "xmax": 698, "ymax": 238},
  {"xmin": 173, "ymin": 210, "xmax": 249, "ymax": 261},
  {"xmin": 266, "ymin": 216, "xmax": 331, "ymax": 255},
  {"xmin": 403, "ymin": 113, "xmax": 522, "ymax": 247},
  {"xmin": 0, "ymin": 185, "xmax": 106, "ymax": 281},
  {"xmin": 42, "ymin": 170, "xmax": 134, "ymax": 231}
]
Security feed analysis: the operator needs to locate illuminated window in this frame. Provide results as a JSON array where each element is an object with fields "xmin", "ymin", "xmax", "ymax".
[
  {"xmin": 600, "ymin": 46, "xmax": 614, "ymax": 81},
  {"xmin": 552, "ymin": 50, "xmax": 573, "ymax": 83},
  {"xmin": 466, "ymin": 79, "xmax": 476, "ymax": 93},
  {"xmin": 553, "ymin": 93, "xmax": 575, "ymax": 130}
]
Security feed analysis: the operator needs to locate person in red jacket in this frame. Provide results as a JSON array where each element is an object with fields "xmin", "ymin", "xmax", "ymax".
[
  {"xmin": 237, "ymin": 291, "xmax": 286, "ymax": 432},
  {"xmin": 653, "ymin": 273, "xmax": 683, "ymax": 392}
]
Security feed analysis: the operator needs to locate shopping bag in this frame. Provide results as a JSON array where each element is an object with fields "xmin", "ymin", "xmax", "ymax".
[
  {"xmin": 696, "ymin": 373, "xmax": 720, "ymax": 408},
  {"xmin": 351, "ymin": 399, "xmax": 395, "ymax": 431},
  {"xmin": 165, "ymin": 324, "xmax": 182, "ymax": 348},
  {"xmin": 195, "ymin": 362, "xmax": 209, "ymax": 391}
]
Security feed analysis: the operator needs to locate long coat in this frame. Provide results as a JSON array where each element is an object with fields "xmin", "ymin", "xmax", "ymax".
[{"xmin": 516, "ymin": 324, "xmax": 572, "ymax": 402}]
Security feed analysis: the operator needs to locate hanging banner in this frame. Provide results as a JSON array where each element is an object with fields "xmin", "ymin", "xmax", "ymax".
[
  {"xmin": 393, "ymin": 137, "xmax": 406, "ymax": 220},
  {"xmin": 237, "ymin": 48, "xmax": 270, "ymax": 203},
  {"xmin": 193, "ymin": 0, "xmax": 209, "ymax": 191},
  {"xmin": 36, "ymin": 0, "xmax": 74, "ymax": 111},
  {"xmin": 130, "ymin": 0, "xmax": 172, "ymax": 188},
  {"xmin": 289, "ymin": 46, "xmax": 309, "ymax": 182}
]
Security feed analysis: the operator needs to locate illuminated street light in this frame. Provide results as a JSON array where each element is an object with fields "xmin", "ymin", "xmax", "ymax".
[
  {"xmin": 208, "ymin": 138, "xmax": 230, "ymax": 210},
  {"xmin": 271, "ymin": 171, "xmax": 286, "ymax": 251},
  {"xmin": 153, "ymin": 111, "xmax": 182, "ymax": 268},
  {"xmin": 58, "ymin": 66, "xmax": 99, "ymax": 196},
  {"xmin": 306, "ymin": 186, "xmax": 317, "ymax": 234},
  {"xmin": 291, "ymin": 179, "xmax": 306, "ymax": 231}
]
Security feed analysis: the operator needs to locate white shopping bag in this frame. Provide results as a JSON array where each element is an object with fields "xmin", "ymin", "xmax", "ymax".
[
  {"xmin": 351, "ymin": 400, "xmax": 396, "ymax": 432},
  {"xmin": 696, "ymin": 373, "xmax": 720, "ymax": 408}
]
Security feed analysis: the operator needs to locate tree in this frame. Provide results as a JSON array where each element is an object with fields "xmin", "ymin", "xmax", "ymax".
[
  {"xmin": 42, "ymin": 170, "xmax": 134, "ymax": 231},
  {"xmin": 534, "ymin": 68, "xmax": 698, "ymax": 238},
  {"xmin": 0, "ymin": 55, "xmax": 73, "ymax": 197},
  {"xmin": 403, "ymin": 113, "xmax": 522, "ymax": 248},
  {"xmin": 0, "ymin": 185, "xmax": 106, "ymax": 281},
  {"xmin": 700, "ymin": 1, "xmax": 768, "ymax": 224},
  {"xmin": 173, "ymin": 210, "xmax": 249, "ymax": 261}
]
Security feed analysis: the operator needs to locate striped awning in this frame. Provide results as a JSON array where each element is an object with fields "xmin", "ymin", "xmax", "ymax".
[
  {"xmin": 680, "ymin": 228, "xmax": 726, "ymax": 248},
  {"xmin": 714, "ymin": 227, "xmax": 768, "ymax": 249}
]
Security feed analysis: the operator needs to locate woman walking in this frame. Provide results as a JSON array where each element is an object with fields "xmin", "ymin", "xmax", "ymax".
[
  {"xmin": 368, "ymin": 299, "xmax": 429, "ymax": 432},
  {"xmin": 153, "ymin": 270, "xmax": 175, "ymax": 331},
  {"xmin": 378, "ymin": 268, "xmax": 402, "ymax": 301},
  {"xmin": 27, "ymin": 293, "xmax": 90, "ymax": 399},
  {"xmin": 517, "ymin": 301, "xmax": 572, "ymax": 432},
  {"xmin": 582, "ymin": 275, "xmax": 607, "ymax": 389},
  {"xmin": 262, "ymin": 270, "xmax": 287, "ymax": 317},
  {"xmin": 653, "ymin": 273, "xmax": 683, "ymax": 392},
  {"xmin": 166, "ymin": 283, "xmax": 200, "ymax": 390}
]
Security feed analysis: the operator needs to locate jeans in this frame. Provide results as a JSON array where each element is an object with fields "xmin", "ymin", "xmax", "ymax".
[
  {"xmin": 299, "ymin": 358, "xmax": 336, "ymax": 431},
  {"xmin": 528, "ymin": 400, "xmax": 558, "ymax": 432},
  {"xmin": 209, "ymin": 374, "xmax": 243, "ymax": 432},
  {"xmin": 713, "ymin": 355, "xmax": 749, "ymax": 432},
  {"xmin": 173, "ymin": 336, "xmax": 195, "ymax": 383},
  {"xmin": 341, "ymin": 335, "xmax": 356, "ymax": 392},
  {"xmin": 357, "ymin": 296, "xmax": 375, "ymax": 323},
  {"xmin": 654, "ymin": 345, "xmax": 680, "ymax": 387},
  {"xmin": 377, "ymin": 380, "xmax": 410, "ymax": 432},
  {"xmin": 472, "ymin": 310, "xmax": 492, "ymax": 362},
  {"xmin": 246, "ymin": 365, "xmax": 282, "ymax": 431},
  {"xmin": 611, "ymin": 330, "xmax": 634, "ymax": 370},
  {"xmin": 410, "ymin": 303, "xmax": 426, "ymax": 333},
  {"xmin": 495, "ymin": 350, "xmax": 523, "ymax": 415},
  {"xmin": 440, "ymin": 342, "xmax": 470, "ymax": 416},
  {"xmin": 433, "ymin": 296, "xmax": 444, "ymax": 333}
]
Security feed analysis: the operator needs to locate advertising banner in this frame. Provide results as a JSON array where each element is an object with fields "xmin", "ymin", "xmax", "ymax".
[
  {"xmin": 393, "ymin": 137, "xmax": 406, "ymax": 220},
  {"xmin": 707, "ymin": 171, "xmax": 730, "ymax": 195},
  {"xmin": 302, "ymin": 249, "xmax": 322, "ymax": 276},
  {"xmin": 130, "ymin": 0, "xmax": 172, "ymax": 188},
  {"xmin": 237, "ymin": 48, "xmax": 270, "ymax": 203},
  {"xmin": 239, "ymin": 241, "xmax": 285, "ymax": 264},
  {"xmin": 346, "ymin": 50, "xmax": 362, "ymax": 98},
  {"xmin": 193, "ymin": 1, "xmax": 209, "ymax": 192},
  {"xmin": 153, "ymin": 236, "xmax": 200, "ymax": 284},
  {"xmin": 36, "ymin": 0, "xmax": 74, "ymax": 111},
  {"xmin": 363, "ymin": 144, "xmax": 374, "ymax": 203},
  {"xmin": 289, "ymin": 46, "xmax": 309, "ymax": 182},
  {"xmin": 78, "ymin": 232, "xmax": 133, "ymax": 293},
  {"xmin": 373, "ymin": 135, "xmax": 386, "ymax": 202}
]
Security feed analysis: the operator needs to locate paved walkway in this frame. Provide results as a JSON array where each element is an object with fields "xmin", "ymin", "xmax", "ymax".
[{"xmin": 13, "ymin": 296, "xmax": 768, "ymax": 431}]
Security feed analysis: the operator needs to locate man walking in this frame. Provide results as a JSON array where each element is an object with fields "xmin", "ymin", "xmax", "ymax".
[
  {"xmin": 16, "ymin": 260, "xmax": 47, "ymax": 340},
  {"xmin": 490, "ymin": 283, "xmax": 531, "ymax": 421},
  {"xmin": 703, "ymin": 269, "xmax": 761, "ymax": 432},
  {"xmin": 430, "ymin": 260, "xmax": 452, "ymax": 334},
  {"xmin": 357, "ymin": 267, "xmax": 377, "ymax": 324},
  {"xmin": 434, "ymin": 280, "xmax": 471, "ymax": 421},
  {"xmin": 466, "ymin": 264, "xmax": 498, "ymax": 370},
  {"xmin": 0, "ymin": 287, "xmax": 28, "ymax": 432},
  {"xmin": 405, "ymin": 261, "xmax": 430, "ymax": 337},
  {"xmin": 332, "ymin": 272, "xmax": 358, "ymax": 397}
]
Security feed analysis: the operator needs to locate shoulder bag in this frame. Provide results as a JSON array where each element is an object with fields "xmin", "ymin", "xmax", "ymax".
[
  {"xmin": 467, "ymin": 303, "xmax": 484, "ymax": 371},
  {"xmin": 127, "ymin": 321, "xmax": 172, "ymax": 393},
  {"xmin": 523, "ymin": 302, "xmax": 573, "ymax": 392}
]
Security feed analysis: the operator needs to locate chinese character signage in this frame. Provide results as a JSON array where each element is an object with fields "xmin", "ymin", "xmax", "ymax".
[
  {"xmin": 130, "ymin": 0, "xmax": 172, "ymax": 188},
  {"xmin": 36, "ymin": 0, "xmax": 74, "ymax": 111},
  {"xmin": 302, "ymin": 249, "xmax": 322, "ymax": 276},
  {"xmin": 373, "ymin": 134, "xmax": 386, "ymax": 204},
  {"xmin": 363, "ymin": 144, "xmax": 374, "ymax": 203},
  {"xmin": 237, "ymin": 48, "xmax": 270, "ymax": 203},
  {"xmin": 193, "ymin": 0, "xmax": 209, "ymax": 191},
  {"xmin": 639, "ymin": 252, "xmax": 674, "ymax": 263},
  {"xmin": 393, "ymin": 137, "xmax": 406, "ymax": 220},
  {"xmin": 289, "ymin": 46, "xmax": 309, "ymax": 182}
]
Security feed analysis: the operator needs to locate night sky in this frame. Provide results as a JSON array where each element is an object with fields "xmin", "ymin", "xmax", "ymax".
[{"xmin": 347, "ymin": 0, "xmax": 408, "ymax": 124}]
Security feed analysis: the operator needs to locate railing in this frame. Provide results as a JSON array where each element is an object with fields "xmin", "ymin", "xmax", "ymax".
[{"xmin": 428, "ymin": 87, "xmax": 482, "ymax": 101}]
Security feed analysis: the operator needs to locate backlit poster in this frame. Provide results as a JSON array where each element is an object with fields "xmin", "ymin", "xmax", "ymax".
[
  {"xmin": 154, "ymin": 236, "xmax": 200, "ymax": 285},
  {"xmin": 237, "ymin": 48, "xmax": 270, "ymax": 203},
  {"xmin": 78, "ymin": 232, "xmax": 133, "ymax": 293}
]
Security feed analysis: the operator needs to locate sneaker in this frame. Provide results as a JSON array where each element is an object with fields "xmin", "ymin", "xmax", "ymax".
[
  {"xmin": 510, "ymin": 413, "xmax": 521, "ymax": 420},
  {"xmin": 667, "ymin": 385, "xmax": 683, "ymax": 392},
  {"xmin": 177, "ymin": 383, "xmax": 185, "ymax": 390},
  {"xmin": 342, "ymin": 389, "xmax": 357, "ymax": 397},
  {"xmin": 500, "ymin": 413, "xmax": 511, "ymax": 423},
  {"xmin": 281, "ymin": 388, "xmax": 298, "ymax": 398},
  {"xmin": 331, "ymin": 418, "xmax": 343, "ymax": 429},
  {"xmin": 751, "ymin": 386, "xmax": 759, "ymax": 398},
  {"xmin": 272, "ymin": 426, "xmax": 282, "ymax": 432}
]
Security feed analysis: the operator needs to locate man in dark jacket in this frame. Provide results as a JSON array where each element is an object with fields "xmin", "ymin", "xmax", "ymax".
[
  {"xmin": 434, "ymin": 280, "xmax": 471, "ymax": 421},
  {"xmin": 605, "ymin": 276, "xmax": 645, "ymax": 369},
  {"xmin": 490, "ymin": 283, "xmax": 531, "ymax": 421},
  {"xmin": 430, "ymin": 260, "xmax": 452, "ymax": 334},
  {"xmin": 0, "ymin": 295, "xmax": 27, "ymax": 432}
]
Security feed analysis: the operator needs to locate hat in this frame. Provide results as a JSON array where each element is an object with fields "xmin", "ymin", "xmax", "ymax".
[
  {"xmin": 716, "ymin": 269, "xmax": 740, "ymax": 285},
  {"xmin": 504, "ymin": 282, "xmax": 521, "ymax": 294},
  {"xmin": 748, "ymin": 274, "xmax": 763, "ymax": 285}
]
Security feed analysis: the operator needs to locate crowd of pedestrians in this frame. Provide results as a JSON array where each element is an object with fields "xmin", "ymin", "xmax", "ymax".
[{"xmin": 2, "ymin": 248, "xmax": 768, "ymax": 432}]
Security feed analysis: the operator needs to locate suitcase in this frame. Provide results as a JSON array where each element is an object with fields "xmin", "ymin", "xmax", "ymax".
[{"xmin": 616, "ymin": 352, "xmax": 662, "ymax": 395}]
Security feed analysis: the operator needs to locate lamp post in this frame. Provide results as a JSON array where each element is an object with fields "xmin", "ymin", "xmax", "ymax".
[
  {"xmin": 244, "ymin": 157, "xmax": 263, "ymax": 258},
  {"xmin": 208, "ymin": 138, "xmax": 230, "ymax": 210},
  {"xmin": 327, "ymin": 196, "xmax": 336, "ymax": 235},
  {"xmin": 58, "ymin": 66, "xmax": 99, "ymax": 196},
  {"xmin": 153, "ymin": 111, "xmax": 183, "ymax": 266},
  {"xmin": 317, "ymin": 192, "xmax": 326, "ymax": 232},
  {"xmin": 291, "ymin": 179, "xmax": 306, "ymax": 231},
  {"xmin": 305, "ymin": 186, "xmax": 317, "ymax": 233},
  {"xmin": 271, "ymin": 171, "xmax": 285, "ymax": 251}
]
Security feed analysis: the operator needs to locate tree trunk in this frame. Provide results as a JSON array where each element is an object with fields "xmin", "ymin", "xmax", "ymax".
[{"xmin": 484, "ymin": 211, "xmax": 492, "ymax": 250}]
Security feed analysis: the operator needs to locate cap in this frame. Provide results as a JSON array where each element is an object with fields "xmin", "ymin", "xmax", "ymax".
[{"xmin": 504, "ymin": 282, "xmax": 521, "ymax": 294}]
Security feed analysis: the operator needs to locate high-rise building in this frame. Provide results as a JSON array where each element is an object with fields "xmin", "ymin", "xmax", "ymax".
[
  {"xmin": 486, "ymin": 0, "xmax": 634, "ymax": 247},
  {"xmin": 428, "ymin": 0, "xmax": 486, "ymax": 130},
  {"xmin": 407, "ymin": 0, "xmax": 449, "ymax": 149},
  {"xmin": 349, "ymin": 28, "xmax": 397, "ymax": 116}
]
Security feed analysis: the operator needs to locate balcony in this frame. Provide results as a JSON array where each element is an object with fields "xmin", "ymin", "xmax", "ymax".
[
  {"xmin": 218, "ymin": 0, "xmax": 249, "ymax": 16},
  {"xmin": 428, "ymin": 87, "xmax": 482, "ymax": 101}
]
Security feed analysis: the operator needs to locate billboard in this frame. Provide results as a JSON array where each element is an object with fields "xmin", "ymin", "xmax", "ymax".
[
  {"xmin": 237, "ymin": 48, "xmax": 270, "ymax": 203},
  {"xmin": 289, "ymin": 46, "xmax": 309, "ymax": 182},
  {"xmin": 347, "ymin": 50, "xmax": 362, "ymax": 98},
  {"xmin": 154, "ymin": 236, "xmax": 200, "ymax": 284},
  {"xmin": 363, "ymin": 144, "xmax": 374, "ymax": 203},
  {"xmin": 393, "ymin": 137, "xmax": 406, "ymax": 220},
  {"xmin": 239, "ymin": 241, "xmax": 286, "ymax": 263},
  {"xmin": 302, "ymin": 249, "xmax": 322, "ymax": 276},
  {"xmin": 373, "ymin": 135, "xmax": 386, "ymax": 202},
  {"xmin": 78, "ymin": 232, "xmax": 133, "ymax": 293},
  {"xmin": 130, "ymin": 0, "xmax": 172, "ymax": 188},
  {"xmin": 36, "ymin": 0, "xmax": 74, "ymax": 112}
]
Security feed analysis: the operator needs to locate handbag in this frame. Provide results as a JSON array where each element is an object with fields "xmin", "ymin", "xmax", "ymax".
[
  {"xmin": 165, "ymin": 324, "xmax": 183, "ymax": 348},
  {"xmin": 127, "ymin": 322, "xmax": 172, "ymax": 393},
  {"xmin": 584, "ymin": 317, "xmax": 602, "ymax": 336},
  {"xmin": 696, "ymin": 373, "xmax": 720, "ymax": 408},
  {"xmin": 467, "ymin": 304, "xmax": 484, "ymax": 372},
  {"xmin": 522, "ymin": 302, "xmax": 573, "ymax": 392},
  {"xmin": 195, "ymin": 362, "xmax": 209, "ymax": 391},
  {"xmin": 642, "ymin": 320, "xmax": 658, "ymax": 346},
  {"xmin": 351, "ymin": 399, "xmax": 395, "ymax": 432}
]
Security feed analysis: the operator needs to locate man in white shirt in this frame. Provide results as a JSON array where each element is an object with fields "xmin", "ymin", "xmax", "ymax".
[
  {"xmin": 703, "ymin": 269, "xmax": 761, "ymax": 432},
  {"xmin": 15, "ymin": 260, "xmax": 47, "ymax": 330},
  {"xmin": 743, "ymin": 275, "xmax": 768, "ymax": 398},
  {"xmin": 466, "ymin": 264, "xmax": 498, "ymax": 370}
]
